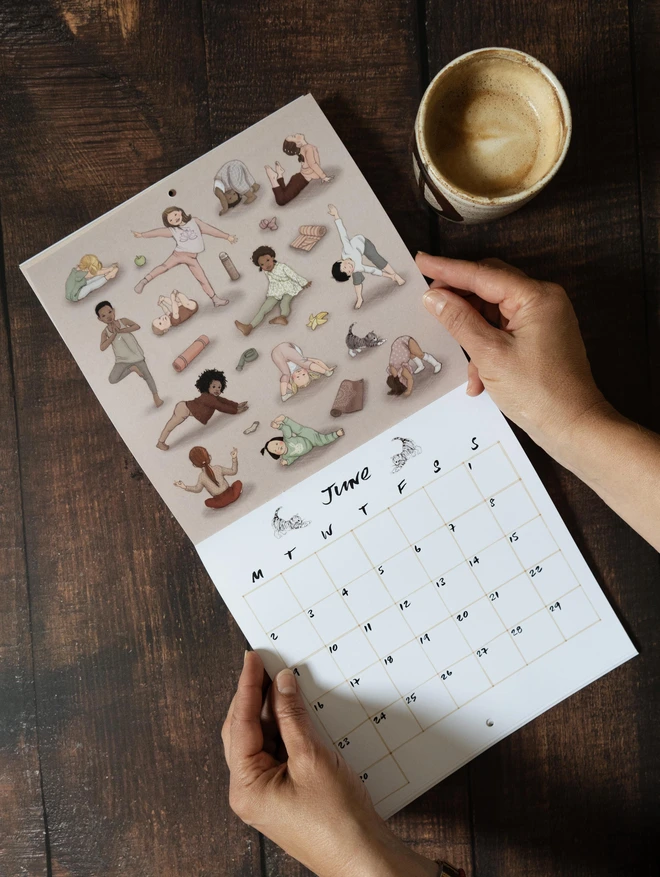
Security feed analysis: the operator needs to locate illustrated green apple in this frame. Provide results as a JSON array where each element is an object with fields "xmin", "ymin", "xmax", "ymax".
[{"xmin": 134, "ymin": 255, "xmax": 146, "ymax": 267}]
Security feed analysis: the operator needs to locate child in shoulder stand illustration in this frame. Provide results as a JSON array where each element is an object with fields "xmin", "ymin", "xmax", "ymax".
[
  {"xmin": 235, "ymin": 247, "xmax": 311, "ymax": 336},
  {"xmin": 261, "ymin": 415, "xmax": 344, "ymax": 467},
  {"xmin": 271, "ymin": 341, "xmax": 336, "ymax": 402},
  {"xmin": 96, "ymin": 301, "xmax": 163, "ymax": 407},
  {"xmin": 175, "ymin": 446, "xmax": 242, "ymax": 509},
  {"xmin": 386, "ymin": 335, "xmax": 442, "ymax": 397},
  {"xmin": 157, "ymin": 368, "xmax": 248, "ymax": 450},
  {"xmin": 66, "ymin": 255, "xmax": 118, "ymax": 302},
  {"xmin": 328, "ymin": 204, "xmax": 405, "ymax": 309},
  {"xmin": 133, "ymin": 206, "xmax": 237, "ymax": 307},
  {"xmin": 265, "ymin": 133, "xmax": 332, "ymax": 206},
  {"xmin": 213, "ymin": 159, "xmax": 260, "ymax": 213},
  {"xmin": 152, "ymin": 290, "xmax": 198, "ymax": 335}
]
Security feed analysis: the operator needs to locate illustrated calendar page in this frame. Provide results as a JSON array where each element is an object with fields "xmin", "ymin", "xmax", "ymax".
[{"xmin": 20, "ymin": 94, "xmax": 636, "ymax": 818}]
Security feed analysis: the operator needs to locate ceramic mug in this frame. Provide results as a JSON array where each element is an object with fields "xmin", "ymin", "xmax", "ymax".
[{"xmin": 412, "ymin": 47, "xmax": 572, "ymax": 224}]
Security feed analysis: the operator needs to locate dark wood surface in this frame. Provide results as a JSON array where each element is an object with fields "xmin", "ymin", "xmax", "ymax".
[{"xmin": 0, "ymin": 2, "xmax": 657, "ymax": 875}]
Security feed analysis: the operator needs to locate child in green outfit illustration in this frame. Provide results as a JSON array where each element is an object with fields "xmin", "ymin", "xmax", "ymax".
[{"xmin": 260, "ymin": 415, "xmax": 344, "ymax": 467}]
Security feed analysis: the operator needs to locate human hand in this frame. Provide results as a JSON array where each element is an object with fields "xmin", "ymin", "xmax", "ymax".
[
  {"xmin": 173, "ymin": 480, "xmax": 185, "ymax": 489},
  {"xmin": 132, "ymin": 231, "xmax": 142, "ymax": 238},
  {"xmin": 231, "ymin": 447, "xmax": 238, "ymax": 459},
  {"xmin": 322, "ymin": 176, "xmax": 333, "ymax": 183},
  {"xmin": 222, "ymin": 651, "xmax": 439, "ymax": 877},
  {"xmin": 228, "ymin": 235, "xmax": 238, "ymax": 244},
  {"xmin": 327, "ymin": 204, "xmax": 339, "ymax": 218},
  {"xmin": 416, "ymin": 253, "xmax": 611, "ymax": 455}
]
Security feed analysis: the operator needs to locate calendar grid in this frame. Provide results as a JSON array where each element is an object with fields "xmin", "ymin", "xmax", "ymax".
[{"xmin": 244, "ymin": 442, "xmax": 603, "ymax": 805}]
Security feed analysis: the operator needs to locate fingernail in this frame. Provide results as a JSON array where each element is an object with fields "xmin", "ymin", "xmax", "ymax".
[
  {"xmin": 243, "ymin": 649, "xmax": 249, "ymax": 665},
  {"xmin": 276, "ymin": 669, "xmax": 297, "ymax": 695},
  {"xmin": 416, "ymin": 250, "xmax": 429, "ymax": 256},
  {"xmin": 423, "ymin": 289, "xmax": 447, "ymax": 315}
]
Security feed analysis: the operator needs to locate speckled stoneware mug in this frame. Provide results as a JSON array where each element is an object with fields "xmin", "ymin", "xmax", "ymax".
[{"xmin": 413, "ymin": 47, "xmax": 572, "ymax": 224}]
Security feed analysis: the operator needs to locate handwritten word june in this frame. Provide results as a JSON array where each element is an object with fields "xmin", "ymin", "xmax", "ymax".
[{"xmin": 321, "ymin": 467, "xmax": 371, "ymax": 505}]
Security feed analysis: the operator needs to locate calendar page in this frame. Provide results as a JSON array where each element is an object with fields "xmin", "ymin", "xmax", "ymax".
[{"xmin": 20, "ymin": 94, "xmax": 636, "ymax": 818}]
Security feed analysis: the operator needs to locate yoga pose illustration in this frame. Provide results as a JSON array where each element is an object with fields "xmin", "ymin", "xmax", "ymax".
[
  {"xmin": 265, "ymin": 133, "xmax": 332, "ymax": 206},
  {"xmin": 213, "ymin": 159, "xmax": 260, "ymax": 213},
  {"xmin": 328, "ymin": 204, "xmax": 405, "ymax": 309},
  {"xmin": 235, "ymin": 247, "xmax": 310, "ymax": 336},
  {"xmin": 133, "ymin": 206, "xmax": 237, "ymax": 307},
  {"xmin": 152, "ymin": 290, "xmax": 199, "ymax": 335},
  {"xmin": 271, "ymin": 341, "xmax": 336, "ymax": 401},
  {"xmin": 157, "ymin": 368, "xmax": 248, "ymax": 451},
  {"xmin": 174, "ymin": 446, "xmax": 242, "ymax": 509},
  {"xmin": 261, "ymin": 415, "xmax": 344, "ymax": 467},
  {"xmin": 66, "ymin": 255, "xmax": 118, "ymax": 302},
  {"xmin": 386, "ymin": 335, "xmax": 442, "ymax": 397}
]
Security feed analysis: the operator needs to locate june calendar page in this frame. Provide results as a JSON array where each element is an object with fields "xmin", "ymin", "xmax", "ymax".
[{"xmin": 20, "ymin": 94, "xmax": 636, "ymax": 818}]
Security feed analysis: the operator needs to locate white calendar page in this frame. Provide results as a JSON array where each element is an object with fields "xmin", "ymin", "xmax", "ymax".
[{"xmin": 198, "ymin": 385, "xmax": 637, "ymax": 818}]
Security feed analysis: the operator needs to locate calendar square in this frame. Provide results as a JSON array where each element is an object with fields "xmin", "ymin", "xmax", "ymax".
[
  {"xmin": 404, "ymin": 676, "xmax": 456, "ymax": 729},
  {"xmin": 354, "ymin": 510, "xmax": 409, "ymax": 565},
  {"xmin": 294, "ymin": 648, "xmax": 345, "ymax": 701},
  {"xmin": 489, "ymin": 481, "xmax": 538, "ymax": 534},
  {"xmin": 441, "ymin": 654, "xmax": 491, "ymax": 706},
  {"xmin": 361, "ymin": 755, "xmax": 408, "ymax": 804},
  {"xmin": 474, "ymin": 632, "xmax": 526, "ymax": 684},
  {"xmin": 454, "ymin": 596, "xmax": 506, "ymax": 650},
  {"xmin": 335, "ymin": 720, "xmax": 389, "ymax": 774},
  {"xmin": 370, "ymin": 700, "xmax": 421, "ymax": 750},
  {"xmin": 245, "ymin": 576, "xmax": 300, "ymax": 630},
  {"xmin": 416, "ymin": 526, "xmax": 465, "ymax": 580},
  {"xmin": 318, "ymin": 533, "xmax": 372, "ymax": 587},
  {"xmin": 425, "ymin": 466, "xmax": 483, "ymax": 521},
  {"xmin": 331, "ymin": 627, "xmax": 378, "ymax": 678},
  {"xmin": 273, "ymin": 614, "xmax": 324, "ymax": 666},
  {"xmin": 550, "ymin": 588, "xmax": 599, "ymax": 639},
  {"xmin": 308, "ymin": 592, "xmax": 357, "ymax": 644},
  {"xmin": 314, "ymin": 680, "xmax": 368, "ymax": 741},
  {"xmin": 527, "ymin": 552, "xmax": 579, "ymax": 605},
  {"xmin": 398, "ymin": 582, "xmax": 449, "ymax": 635},
  {"xmin": 471, "ymin": 538, "xmax": 523, "ymax": 591},
  {"xmin": 420, "ymin": 617, "xmax": 471, "ymax": 673},
  {"xmin": 384, "ymin": 640, "xmax": 435, "ymax": 695},
  {"xmin": 450, "ymin": 503, "xmax": 503, "ymax": 557},
  {"xmin": 468, "ymin": 444, "xmax": 518, "ymax": 497},
  {"xmin": 511, "ymin": 518, "xmax": 558, "ymax": 569},
  {"xmin": 379, "ymin": 548, "xmax": 429, "ymax": 602},
  {"xmin": 493, "ymin": 573, "xmax": 544, "ymax": 628},
  {"xmin": 283, "ymin": 555, "xmax": 335, "ymax": 608},
  {"xmin": 352, "ymin": 661, "xmax": 401, "ymax": 715},
  {"xmin": 342, "ymin": 569, "xmax": 393, "ymax": 623},
  {"xmin": 363, "ymin": 605, "xmax": 414, "ymax": 657},
  {"xmin": 434, "ymin": 563, "xmax": 484, "ymax": 614},
  {"xmin": 509, "ymin": 608, "xmax": 564, "ymax": 662},
  {"xmin": 391, "ymin": 490, "xmax": 444, "ymax": 544}
]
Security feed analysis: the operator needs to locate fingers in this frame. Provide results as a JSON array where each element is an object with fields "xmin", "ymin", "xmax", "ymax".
[
  {"xmin": 227, "ymin": 651, "xmax": 267, "ymax": 766},
  {"xmin": 271, "ymin": 669, "xmax": 321, "ymax": 761},
  {"xmin": 415, "ymin": 253, "xmax": 533, "ymax": 305},
  {"xmin": 423, "ymin": 288, "xmax": 507, "ymax": 364},
  {"xmin": 466, "ymin": 360, "xmax": 485, "ymax": 397}
]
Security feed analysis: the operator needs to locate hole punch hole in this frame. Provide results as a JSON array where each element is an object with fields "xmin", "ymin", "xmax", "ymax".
[
  {"xmin": 168, "ymin": 189, "xmax": 176, "ymax": 197},
  {"xmin": 486, "ymin": 718, "xmax": 494, "ymax": 727}
]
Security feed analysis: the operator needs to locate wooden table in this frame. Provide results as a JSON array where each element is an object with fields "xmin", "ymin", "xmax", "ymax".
[{"xmin": 1, "ymin": 2, "xmax": 658, "ymax": 875}]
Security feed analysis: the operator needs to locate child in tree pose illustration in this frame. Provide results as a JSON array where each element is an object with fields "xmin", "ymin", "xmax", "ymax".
[
  {"xmin": 213, "ymin": 160, "xmax": 260, "ymax": 213},
  {"xmin": 328, "ymin": 204, "xmax": 405, "ymax": 309},
  {"xmin": 96, "ymin": 301, "xmax": 163, "ymax": 407},
  {"xmin": 133, "ymin": 206, "xmax": 238, "ymax": 307},
  {"xmin": 151, "ymin": 290, "xmax": 198, "ymax": 335},
  {"xmin": 174, "ymin": 446, "xmax": 242, "ymax": 509},
  {"xmin": 157, "ymin": 368, "xmax": 248, "ymax": 451},
  {"xmin": 264, "ymin": 133, "xmax": 332, "ymax": 206},
  {"xmin": 386, "ymin": 335, "xmax": 442, "ymax": 397},
  {"xmin": 66, "ymin": 255, "xmax": 118, "ymax": 302},
  {"xmin": 261, "ymin": 415, "xmax": 344, "ymax": 467},
  {"xmin": 271, "ymin": 341, "xmax": 336, "ymax": 402},
  {"xmin": 235, "ymin": 247, "xmax": 311, "ymax": 336}
]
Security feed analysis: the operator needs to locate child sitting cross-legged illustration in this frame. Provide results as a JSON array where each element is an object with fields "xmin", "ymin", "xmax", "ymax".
[
  {"xmin": 235, "ymin": 247, "xmax": 311, "ymax": 336},
  {"xmin": 174, "ymin": 446, "xmax": 242, "ymax": 509}
]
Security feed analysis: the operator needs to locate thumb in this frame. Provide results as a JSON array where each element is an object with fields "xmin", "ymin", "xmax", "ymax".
[
  {"xmin": 272, "ymin": 669, "xmax": 321, "ymax": 760},
  {"xmin": 423, "ymin": 288, "xmax": 504, "ymax": 364}
]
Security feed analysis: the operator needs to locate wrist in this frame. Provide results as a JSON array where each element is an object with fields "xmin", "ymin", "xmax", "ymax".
[
  {"xmin": 323, "ymin": 821, "xmax": 439, "ymax": 877},
  {"xmin": 541, "ymin": 397, "xmax": 620, "ymax": 474}
]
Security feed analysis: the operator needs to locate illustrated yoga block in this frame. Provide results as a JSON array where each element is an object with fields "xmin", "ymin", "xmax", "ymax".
[{"xmin": 173, "ymin": 335, "xmax": 210, "ymax": 372}]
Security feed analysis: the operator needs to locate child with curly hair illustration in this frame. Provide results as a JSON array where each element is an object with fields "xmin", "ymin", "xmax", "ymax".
[
  {"xmin": 213, "ymin": 159, "xmax": 260, "ymax": 214},
  {"xmin": 271, "ymin": 341, "xmax": 336, "ymax": 402},
  {"xmin": 264, "ymin": 133, "xmax": 332, "ymax": 206},
  {"xmin": 261, "ymin": 415, "xmax": 344, "ymax": 467},
  {"xmin": 235, "ymin": 247, "xmax": 311, "ymax": 336},
  {"xmin": 66, "ymin": 255, "xmax": 118, "ymax": 302},
  {"xmin": 157, "ymin": 368, "xmax": 248, "ymax": 451},
  {"xmin": 174, "ymin": 446, "xmax": 242, "ymax": 509},
  {"xmin": 133, "ymin": 206, "xmax": 237, "ymax": 307}
]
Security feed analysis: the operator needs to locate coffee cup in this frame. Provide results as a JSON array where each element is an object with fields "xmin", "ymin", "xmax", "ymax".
[{"xmin": 412, "ymin": 48, "xmax": 571, "ymax": 224}]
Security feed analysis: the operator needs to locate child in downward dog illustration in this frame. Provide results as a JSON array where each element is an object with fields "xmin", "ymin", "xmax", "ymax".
[
  {"xmin": 386, "ymin": 335, "xmax": 442, "ymax": 397},
  {"xmin": 175, "ymin": 446, "xmax": 242, "ymax": 509},
  {"xmin": 235, "ymin": 247, "xmax": 311, "ymax": 336},
  {"xmin": 271, "ymin": 341, "xmax": 336, "ymax": 402},
  {"xmin": 261, "ymin": 416, "xmax": 344, "ymax": 467},
  {"xmin": 157, "ymin": 369, "xmax": 248, "ymax": 450}
]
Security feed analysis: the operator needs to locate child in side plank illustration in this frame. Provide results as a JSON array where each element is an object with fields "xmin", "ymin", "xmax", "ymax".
[
  {"xmin": 174, "ymin": 446, "xmax": 242, "ymax": 509},
  {"xmin": 151, "ymin": 290, "xmax": 198, "ymax": 335},
  {"xmin": 157, "ymin": 368, "xmax": 248, "ymax": 450},
  {"xmin": 235, "ymin": 247, "xmax": 311, "ymax": 336},
  {"xmin": 264, "ymin": 133, "xmax": 332, "ymax": 206},
  {"xmin": 328, "ymin": 204, "xmax": 405, "ymax": 309},
  {"xmin": 386, "ymin": 335, "xmax": 442, "ymax": 397},
  {"xmin": 271, "ymin": 341, "xmax": 336, "ymax": 402},
  {"xmin": 66, "ymin": 255, "xmax": 118, "ymax": 302},
  {"xmin": 96, "ymin": 301, "xmax": 163, "ymax": 407},
  {"xmin": 213, "ymin": 159, "xmax": 260, "ymax": 213},
  {"xmin": 133, "ymin": 206, "xmax": 237, "ymax": 307},
  {"xmin": 261, "ymin": 415, "xmax": 344, "ymax": 467}
]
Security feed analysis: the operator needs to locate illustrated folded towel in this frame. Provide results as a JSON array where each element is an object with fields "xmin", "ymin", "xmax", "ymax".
[
  {"xmin": 330, "ymin": 379, "xmax": 364, "ymax": 417},
  {"xmin": 236, "ymin": 348, "xmax": 259, "ymax": 371}
]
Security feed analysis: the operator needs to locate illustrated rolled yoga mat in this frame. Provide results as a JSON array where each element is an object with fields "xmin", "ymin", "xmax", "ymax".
[
  {"xmin": 219, "ymin": 252, "xmax": 240, "ymax": 280},
  {"xmin": 173, "ymin": 335, "xmax": 210, "ymax": 372},
  {"xmin": 330, "ymin": 378, "xmax": 364, "ymax": 417},
  {"xmin": 290, "ymin": 224, "xmax": 327, "ymax": 251}
]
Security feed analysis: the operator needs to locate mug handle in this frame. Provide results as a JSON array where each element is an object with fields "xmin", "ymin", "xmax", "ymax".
[{"xmin": 412, "ymin": 136, "xmax": 464, "ymax": 223}]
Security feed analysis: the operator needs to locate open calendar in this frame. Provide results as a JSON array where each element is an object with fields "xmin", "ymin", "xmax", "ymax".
[{"xmin": 20, "ymin": 95, "xmax": 636, "ymax": 818}]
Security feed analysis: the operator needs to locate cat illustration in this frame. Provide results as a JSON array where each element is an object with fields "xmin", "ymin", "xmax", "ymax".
[
  {"xmin": 272, "ymin": 506, "xmax": 310, "ymax": 538},
  {"xmin": 345, "ymin": 322, "xmax": 386, "ymax": 357},
  {"xmin": 391, "ymin": 436, "xmax": 422, "ymax": 473}
]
